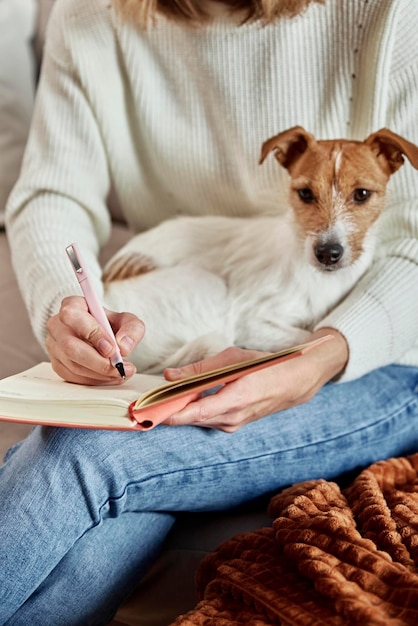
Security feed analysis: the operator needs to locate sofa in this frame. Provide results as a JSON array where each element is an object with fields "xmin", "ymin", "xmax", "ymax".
[{"xmin": 0, "ymin": 2, "xmax": 271, "ymax": 623}]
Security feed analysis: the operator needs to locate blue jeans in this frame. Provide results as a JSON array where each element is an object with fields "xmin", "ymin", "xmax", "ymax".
[{"xmin": 1, "ymin": 364, "xmax": 418, "ymax": 625}]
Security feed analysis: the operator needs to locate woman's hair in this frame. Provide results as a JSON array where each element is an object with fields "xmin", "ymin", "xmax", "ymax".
[{"xmin": 112, "ymin": 0, "xmax": 325, "ymax": 29}]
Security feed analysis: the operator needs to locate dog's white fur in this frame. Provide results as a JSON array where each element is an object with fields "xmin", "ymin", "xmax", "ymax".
[{"xmin": 103, "ymin": 127, "xmax": 418, "ymax": 374}]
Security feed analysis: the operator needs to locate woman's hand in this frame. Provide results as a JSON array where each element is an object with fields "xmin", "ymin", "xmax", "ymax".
[
  {"xmin": 163, "ymin": 328, "xmax": 348, "ymax": 432},
  {"xmin": 45, "ymin": 296, "xmax": 145, "ymax": 385}
]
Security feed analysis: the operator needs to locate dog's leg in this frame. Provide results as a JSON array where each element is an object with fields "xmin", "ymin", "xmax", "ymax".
[{"xmin": 102, "ymin": 216, "xmax": 227, "ymax": 284}]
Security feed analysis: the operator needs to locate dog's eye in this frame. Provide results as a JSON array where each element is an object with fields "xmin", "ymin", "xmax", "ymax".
[
  {"xmin": 353, "ymin": 189, "xmax": 372, "ymax": 204},
  {"xmin": 297, "ymin": 188, "xmax": 315, "ymax": 203}
]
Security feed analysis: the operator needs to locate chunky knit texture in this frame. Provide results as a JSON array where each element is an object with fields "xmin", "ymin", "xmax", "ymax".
[
  {"xmin": 6, "ymin": 0, "xmax": 418, "ymax": 380},
  {"xmin": 171, "ymin": 454, "xmax": 418, "ymax": 626}
]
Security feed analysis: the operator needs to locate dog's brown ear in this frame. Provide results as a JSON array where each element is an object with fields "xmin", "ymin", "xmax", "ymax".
[
  {"xmin": 259, "ymin": 126, "xmax": 317, "ymax": 169},
  {"xmin": 365, "ymin": 128, "xmax": 418, "ymax": 174}
]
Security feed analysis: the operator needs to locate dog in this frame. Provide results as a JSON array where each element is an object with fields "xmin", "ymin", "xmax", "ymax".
[{"xmin": 103, "ymin": 126, "xmax": 418, "ymax": 374}]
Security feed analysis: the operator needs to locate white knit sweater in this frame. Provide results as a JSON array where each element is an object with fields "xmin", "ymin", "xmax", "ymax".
[{"xmin": 6, "ymin": 0, "xmax": 418, "ymax": 381}]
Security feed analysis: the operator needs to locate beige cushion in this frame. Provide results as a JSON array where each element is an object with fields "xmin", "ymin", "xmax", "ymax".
[
  {"xmin": 34, "ymin": 0, "xmax": 55, "ymax": 59},
  {"xmin": 0, "ymin": 0, "xmax": 37, "ymax": 223},
  {"xmin": 111, "ymin": 509, "xmax": 272, "ymax": 626}
]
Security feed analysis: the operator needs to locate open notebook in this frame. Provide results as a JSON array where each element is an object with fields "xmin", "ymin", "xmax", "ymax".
[{"xmin": 0, "ymin": 336, "xmax": 331, "ymax": 431}]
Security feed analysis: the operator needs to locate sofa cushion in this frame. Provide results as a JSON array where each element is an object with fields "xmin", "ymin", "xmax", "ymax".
[
  {"xmin": 0, "ymin": 230, "xmax": 45, "ymax": 378},
  {"xmin": 111, "ymin": 509, "xmax": 272, "ymax": 626},
  {"xmin": 0, "ymin": 0, "xmax": 37, "ymax": 224}
]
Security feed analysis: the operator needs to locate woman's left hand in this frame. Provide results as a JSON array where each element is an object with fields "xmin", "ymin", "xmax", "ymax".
[{"xmin": 163, "ymin": 328, "xmax": 348, "ymax": 432}]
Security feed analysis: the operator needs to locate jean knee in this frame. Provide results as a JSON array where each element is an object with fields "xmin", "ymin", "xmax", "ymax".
[{"xmin": 5, "ymin": 427, "xmax": 123, "ymax": 490}]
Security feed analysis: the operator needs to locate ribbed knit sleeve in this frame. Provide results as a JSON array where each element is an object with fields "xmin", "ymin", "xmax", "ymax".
[{"xmin": 6, "ymin": 0, "xmax": 113, "ymax": 347}]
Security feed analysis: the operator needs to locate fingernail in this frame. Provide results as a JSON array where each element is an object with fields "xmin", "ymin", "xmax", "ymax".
[
  {"xmin": 123, "ymin": 363, "xmax": 136, "ymax": 377},
  {"xmin": 120, "ymin": 335, "xmax": 135, "ymax": 353},
  {"xmin": 98, "ymin": 338, "xmax": 113, "ymax": 356},
  {"xmin": 166, "ymin": 368, "xmax": 183, "ymax": 380}
]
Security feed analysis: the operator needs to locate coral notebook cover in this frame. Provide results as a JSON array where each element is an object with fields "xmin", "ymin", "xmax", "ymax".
[{"xmin": 129, "ymin": 335, "xmax": 332, "ymax": 430}]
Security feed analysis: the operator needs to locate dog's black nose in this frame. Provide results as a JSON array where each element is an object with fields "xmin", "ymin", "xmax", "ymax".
[{"xmin": 314, "ymin": 242, "xmax": 344, "ymax": 266}]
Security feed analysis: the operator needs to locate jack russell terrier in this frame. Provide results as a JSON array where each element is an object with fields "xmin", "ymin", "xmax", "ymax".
[{"xmin": 103, "ymin": 126, "xmax": 418, "ymax": 374}]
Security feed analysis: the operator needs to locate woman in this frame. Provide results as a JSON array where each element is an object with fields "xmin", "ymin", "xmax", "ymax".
[{"xmin": 2, "ymin": 0, "xmax": 418, "ymax": 623}]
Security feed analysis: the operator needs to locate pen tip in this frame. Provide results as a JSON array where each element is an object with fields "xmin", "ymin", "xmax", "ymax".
[{"xmin": 115, "ymin": 362, "xmax": 126, "ymax": 379}]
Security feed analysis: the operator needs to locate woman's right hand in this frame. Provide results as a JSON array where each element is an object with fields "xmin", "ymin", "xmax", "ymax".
[{"xmin": 45, "ymin": 296, "xmax": 145, "ymax": 385}]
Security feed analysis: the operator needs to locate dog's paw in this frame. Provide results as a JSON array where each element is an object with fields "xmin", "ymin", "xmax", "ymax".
[{"xmin": 102, "ymin": 252, "xmax": 157, "ymax": 283}]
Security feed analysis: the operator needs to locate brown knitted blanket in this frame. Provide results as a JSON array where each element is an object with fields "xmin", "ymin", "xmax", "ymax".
[{"xmin": 171, "ymin": 454, "xmax": 418, "ymax": 626}]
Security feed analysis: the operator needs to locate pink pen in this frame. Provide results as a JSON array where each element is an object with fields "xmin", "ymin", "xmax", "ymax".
[{"xmin": 66, "ymin": 243, "xmax": 126, "ymax": 379}]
